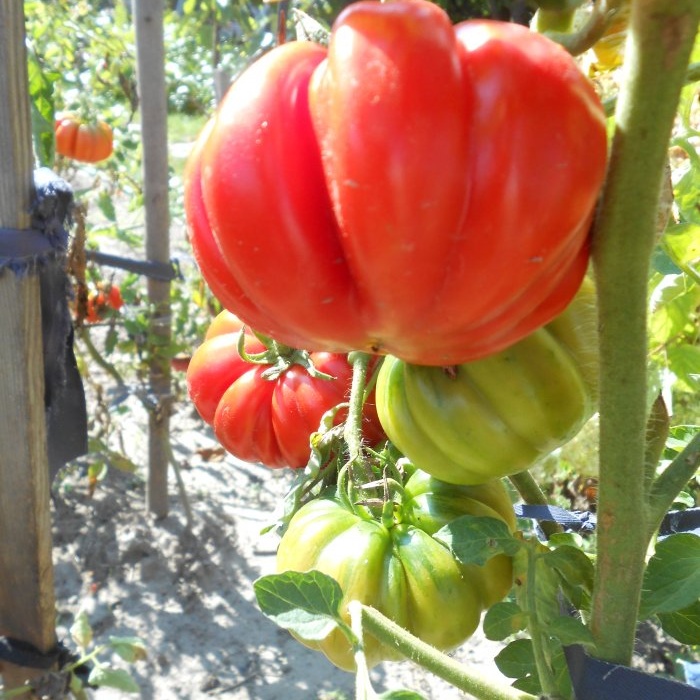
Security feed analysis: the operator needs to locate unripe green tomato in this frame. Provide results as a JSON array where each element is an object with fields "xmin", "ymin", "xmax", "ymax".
[
  {"xmin": 276, "ymin": 471, "xmax": 515, "ymax": 670},
  {"xmin": 376, "ymin": 278, "xmax": 598, "ymax": 485}
]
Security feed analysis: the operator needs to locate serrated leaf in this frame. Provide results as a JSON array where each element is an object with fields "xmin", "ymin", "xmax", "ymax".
[
  {"xmin": 434, "ymin": 515, "xmax": 521, "ymax": 566},
  {"xmin": 547, "ymin": 616, "xmax": 594, "ymax": 647},
  {"xmin": 483, "ymin": 601, "xmax": 528, "ymax": 641},
  {"xmin": 88, "ymin": 665, "xmax": 140, "ymax": 693},
  {"xmin": 377, "ymin": 691, "xmax": 427, "ymax": 700},
  {"xmin": 667, "ymin": 345, "xmax": 700, "ymax": 392},
  {"xmin": 640, "ymin": 534, "xmax": 700, "ymax": 618},
  {"xmin": 254, "ymin": 571, "xmax": 344, "ymax": 640},
  {"xmin": 658, "ymin": 600, "xmax": 700, "ymax": 644},
  {"xmin": 663, "ymin": 223, "xmax": 700, "ymax": 282},
  {"xmin": 109, "ymin": 636, "xmax": 147, "ymax": 663}
]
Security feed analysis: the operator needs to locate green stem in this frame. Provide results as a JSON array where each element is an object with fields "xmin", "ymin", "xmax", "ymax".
[
  {"xmin": 77, "ymin": 326, "xmax": 126, "ymax": 389},
  {"xmin": 359, "ymin": 605, "xmax": 536, "ymax": 700},
  {"xmin": 589, "ymin": 0, "xmax": 700, "ymax": 665},
  {"xmin": 343, "ymin": 352, "xmax": 372, "ymax": 477},
  {"xmin": 647, "ymin": 432, "xmax": 700, "ymax": 537},
  {"xmin": 509, "ymin": 471, "xmax": 563, "ymax": 539}
]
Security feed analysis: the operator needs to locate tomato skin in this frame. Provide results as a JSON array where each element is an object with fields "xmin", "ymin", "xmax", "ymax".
[
  {"xmin": 186, "ymin": 312, "xmax": 385, "ymax": 468},
  {"xmin": 375, "ymin": 278, "xmax": 599, "ymax": 485},
  {"xmin": 185, "ymin": 0, "xmax": 607, "ymax": 366},
  {"xmin": 276, "ymin": 470, "xmax": 515, "ymax": 670},
  {"xmin": 55, "ymin": 116, "xmax": 114, "ymax": 163}
]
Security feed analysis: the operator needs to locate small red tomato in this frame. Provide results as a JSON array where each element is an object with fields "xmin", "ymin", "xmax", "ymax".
[{"xmin": 55, "ymin": 115, "xmax": 114, "ymax": 163}]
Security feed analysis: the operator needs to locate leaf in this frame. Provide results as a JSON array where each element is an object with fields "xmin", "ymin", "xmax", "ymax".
[
  {"xmin": 87, "ymin": 665, "xmax": 140, "ymax": 693},
  {"xmin": 667, "ymin": 345, "xmax": 700, "ymax": 392},
  {"xmin": 434, "ymin": 515, "xmax": 522, "ymax": 566},
  {"xmin": 482, "ymin": 601, "xmax": 528, "ymax": 641},
  {"xmin": 639, "ymin": 534, "xmax": 700, "ymax": 618},
  {"xmin": 662, "ymin": 223, "xmax": 700, "ymax": 283},
  {"xmin": 108, "ymin": 636, "xmax": 148, "ymax": 663},
  {"xmin": 494, "ymin": 638, "xmax": 537, "ymax": 683},
  {"xmin": 377, "ymin": 691, "xmax": 427, "ymax": 700},
  {"xmin": 544, "ymin": 545, "xmax": 595, "ymax": 610},
  {"xmin": 658, "ymin": 600, "xmax": 700, "ymax": 645},
  {"xmin": 70, "ymin": 610, "xmax": 93, "ymax": 651},
  {"xmin": 254, "ymin": 571, "xmax": 344, "ymax": 640},
  {"xmin": 26, "ymin": 47, "xmax": 57, "ymax": 166},
  {"xmin": 546, "ymin": 616, "xmax": 594, "ymax": 647}
]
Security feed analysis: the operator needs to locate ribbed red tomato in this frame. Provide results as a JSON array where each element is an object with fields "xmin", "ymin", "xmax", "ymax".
[
  {"xmin": 55, "ymin": 115, "xmax": 114, "ymax": 163},
  {"xmin": 184, "ymin": 0, "xmax": 607, "ymax": 366},
  {"xmin": 186, "ymin": 311, "xmax": 385, "ymax": 468}
]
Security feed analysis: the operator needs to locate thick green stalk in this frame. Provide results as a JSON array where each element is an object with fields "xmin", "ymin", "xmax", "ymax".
[
  {"xmin": 589, "ymin": 0, "xmax": 700, "ymax": 664},
  {"xmin": 359, "ymin": 605, "xmax": 536, "ymax": 700}
]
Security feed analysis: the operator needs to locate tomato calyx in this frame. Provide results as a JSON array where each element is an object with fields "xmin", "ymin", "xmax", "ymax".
[{"xmin": 235, "ymin": 327, "xmax": 335, "ymax": 381}]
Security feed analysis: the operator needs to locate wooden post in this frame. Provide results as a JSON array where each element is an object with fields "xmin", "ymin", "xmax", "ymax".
[
  {"xmin": 0, "ymin": 0, "xmax": 57, "ymax": 694},
  {"xmin": 134, "ymin": 0, "xmax": 172, "ymax": 519}
]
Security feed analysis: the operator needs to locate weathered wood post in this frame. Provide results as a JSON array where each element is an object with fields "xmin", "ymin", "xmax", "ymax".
[
  {"xmin": 134, "ymin": 0, "xmax": 172, "ymax": 518},
  {"xmin": 0, "ymin": 1, "xmax": 58, "ymax": 694}
]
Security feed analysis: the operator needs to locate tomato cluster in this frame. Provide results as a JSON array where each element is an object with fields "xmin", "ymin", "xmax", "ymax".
[
  {"xmin": 183, "ymin": 0, "xmax": 607, "ymax": 675},
  {"xmin": 74, "ymin": 282, "xmax": 124, "ymax": 324},
  {"xmin": 187, "ymin": 310, "xmax": 385, "ymax": 469}
]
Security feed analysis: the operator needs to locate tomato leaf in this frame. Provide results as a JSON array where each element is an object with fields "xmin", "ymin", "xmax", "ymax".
[
  {"xmin": 543, "ymin": 545, "xmax": 595, "ymax": 611},
  {"xmin": 662, "ymin": 223, "xmax": 700, "ymax": 283},
  {"xmin": 658, "ymin": 600, "xmax": 700, "ymax": 645},
  {"xmin": 639, "ymin": 534, "xmax": 700, "ymax": 618},
  {"xmin": 494, "ymin": 638, "xmax": 537, "ymax": 684},
  {"xmin": 108, "ymin": 636, "xmax": 148, "ymax": 663},
  {"xmin": 482, "ymin": 601, "xmax": 528, "ymax": 641},
  {"xmin": 546, "ymin": 616, "xmax": 594, "ymax": 647},
  {"xmin": 87, "ymin": 665, "xmax": 140, "ymax": 693},
  {"xmin": 254, "ymin": 571, "xmax": 344, "ymax": 640},
  {"xmin": 434, "ymin": 515, "xmax": 522, "ymax": 566},
  {"xmin": 377, "ymin": 691, "xmax": 427, "ymax": 700}
]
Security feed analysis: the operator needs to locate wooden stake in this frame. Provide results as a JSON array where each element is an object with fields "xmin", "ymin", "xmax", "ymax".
[{"xmin": 0, "ymin": 0, "xmax": 57, "ymax": 693}]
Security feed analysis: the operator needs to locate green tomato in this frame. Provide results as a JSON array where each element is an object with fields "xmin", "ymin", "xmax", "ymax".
[
  {"xmin": 376, "ymin": 278, "xmax": 598, "ymax": 485},
  {"xmin": 276, "ymin": 471, "xmax": 515, "ymax": 670}
]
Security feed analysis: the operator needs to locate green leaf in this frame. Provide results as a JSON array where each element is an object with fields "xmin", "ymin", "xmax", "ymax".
[
  {"xmin": 663, "ymin": 223, "xmax": 700, "ymax": 283},
  {"xmin": 640, "ymin": 534, "xmax": 700, "ymax": 618},
  {"xmin": 26, "ymin": 47, "xmax": 57, "ymax": 166},
  {"xmin": 108, "ymin": 636, "xmax": 147, "ymax": 663},
  {"xmin": 494, "ymin": 638, "xmax": 537, "ymax": 685},
  {"xmin": 544, "ymin": 545, "xmax": 595, "ymax": 610},
  {"xmin": 377, "ymin": 691, "xmax": 427, "ymax": 700},
  {"xmin": 667, "ymin": 345, "xmax": 700, "ymax": 392},
  {"xmin": 88, "ymin": 665, "xmax": 140, "ymax": 693},
  {"xmin": 254, "ymin": 571, "xmax": 344, "ymax": 640},
  {"xmin": 658, "ymin": 600, "xmax": 700, "ymax": 645},
  {"xmin": 482, "ymin": 601, "xmax": 528, "ymax": 641},
  {"xmin": 434, "ymin": 515, "xmax": 522, "ymax": 566},
  {"xmin": 70, "ymin": 610, "xmax": 93, "ymax": 651},
  {"xmin": 546, "ymin": 616, "xmax": 594, "ymax": 647}
]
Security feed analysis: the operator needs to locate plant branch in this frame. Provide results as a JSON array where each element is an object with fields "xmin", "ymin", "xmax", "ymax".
[
  {"xmin": 589, "ymin": 0, "xmax": 700, "ymax": 665},
  {"xmin": 359, "ymin": 604, "xmax": 536, "ymax": 700},
  {"xmin": 509, "ymin": 471, "xmax": 563, "ymax": 539},
  {"xmin": 647, "ymin": 432, "xmax": 700, "ymax": 537}
]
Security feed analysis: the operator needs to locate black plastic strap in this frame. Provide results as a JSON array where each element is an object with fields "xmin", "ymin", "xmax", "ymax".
[
  {"xmin": 0, "ymin": 636, "xmax": 61, "ymax": 670},
  {"xmin": 565, "ymin": 644, "xmax": 700, "ymax": 699},
  {"xmin": 85, "ymin": 249, "xmax": 180, "ymax": 281},
  {"xmin": 513, "ymin": 503, "xmax": 597, "ymax": 532}
]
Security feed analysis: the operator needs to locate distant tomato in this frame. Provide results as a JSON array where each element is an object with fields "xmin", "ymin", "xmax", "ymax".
[
  {"xmin": 186, "ymin": 311, "xmax": 385, "ymax": 468},
  {"xmin": 55, "ymin": 115, "xmax": 114, "ymax": 163}
]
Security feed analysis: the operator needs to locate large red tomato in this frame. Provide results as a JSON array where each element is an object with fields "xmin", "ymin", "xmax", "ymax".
[
  {"xmin": 186, "ymin": 311, "xmax": 385, "ymax": 468},
  {"xmin": 55, "ymin": 115, "xmax": 114, "ymax": 163},
  {"xmin": 184, "ymin": 0, "xmax": 607, "ymax": 366}
]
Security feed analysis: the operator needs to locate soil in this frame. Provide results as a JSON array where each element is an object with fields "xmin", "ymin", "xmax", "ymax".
[{"xmin": 49, "ymin": 395, "xmax": 506, "ymax": 700}]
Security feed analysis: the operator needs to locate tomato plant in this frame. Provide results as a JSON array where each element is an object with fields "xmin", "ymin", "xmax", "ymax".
[
  {"xmin": 376, "ymin": 278, "xmax": 599, "ymax": 484},
  {"xmin": 55, "ymin": 114, "xmax": 114, "ymax": 163},
  {"xmin": 185, "ymin": 0, "xmax": 607, "ymax": 366},
  {"xmin": 186, "ymin": 310, "xmax": 385, "ymax": 468},
  {"xmin": 275, "ymin": 465, "xmax": 516, "ymax": 671}
]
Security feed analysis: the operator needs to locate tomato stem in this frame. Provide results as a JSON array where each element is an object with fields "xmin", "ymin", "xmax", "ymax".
[
  {"xmin": 357, "ymin": 604, "xmax": 537, "ymax": 700},
  {"xmin": 589, "ymin": 0, "xmax": 700, "ymax": 665},
  {"xmin": 509, "ymin": 472, "xmax": 563, "ymax": 539},
  {"xmin": 343, "ymin": 352, "xmax": 373, "ymax": 483}
]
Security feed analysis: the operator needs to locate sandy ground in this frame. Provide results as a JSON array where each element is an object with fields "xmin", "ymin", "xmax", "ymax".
[{"xmin": 49, "ymin": 393, "xmax": 508, "ymax": 700}]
